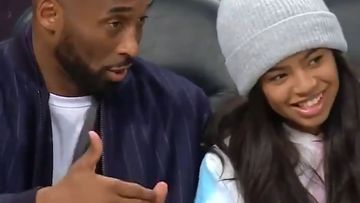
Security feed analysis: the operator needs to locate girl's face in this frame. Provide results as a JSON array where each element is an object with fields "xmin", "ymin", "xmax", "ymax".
[{"xmin": 260, "ymin": 49, "xmax": 339, "ymax": 134}]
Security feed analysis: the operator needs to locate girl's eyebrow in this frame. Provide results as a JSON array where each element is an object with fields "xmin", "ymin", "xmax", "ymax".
[{"xmin": 304, "ymin": 48, "xmax": 321, "ymax": 60}]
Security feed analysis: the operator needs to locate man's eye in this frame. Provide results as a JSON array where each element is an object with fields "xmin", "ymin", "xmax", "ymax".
[
  {"xmin": 138, "ymin": 16, "xmax": 149, "ymax": 24},
  {"xmin": 108, "ymin": 21, "xmax": 122, "ymax": 29}
]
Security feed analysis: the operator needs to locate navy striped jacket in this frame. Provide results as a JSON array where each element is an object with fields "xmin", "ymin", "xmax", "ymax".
[{"xmin": 0, "ymin": 25, "xmax": 210, "ymax": 203}]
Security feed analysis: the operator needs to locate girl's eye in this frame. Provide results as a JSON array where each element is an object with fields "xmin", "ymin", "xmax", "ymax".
[
  {"xmin": 309, "ymin": 55, "xmax": 323, "ymax": 66},
  {"xmin": 270, "ymin": 73, "xmax": 287, "ymax": 81}
]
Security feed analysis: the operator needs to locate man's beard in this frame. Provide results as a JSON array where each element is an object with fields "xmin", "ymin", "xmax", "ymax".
[{"xmin": 54, "ymin": 36, "xmax": 116, "ymax": 96}]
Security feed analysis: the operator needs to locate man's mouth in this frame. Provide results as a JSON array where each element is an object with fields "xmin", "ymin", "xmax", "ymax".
[
  {"xmin": 105, "ymin": 60, "xmax": 132, "ymax": 81},
  {"xmin": 108, "ymin": 63, "xmax": 132, "ymax": 73},
  {"xmin": 107, "ymin": 59, "xmax": 132, "ymax": 71}
]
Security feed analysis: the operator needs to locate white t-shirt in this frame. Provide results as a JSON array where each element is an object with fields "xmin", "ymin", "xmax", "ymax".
[
  {"xmin": 49, "ymin": 93, "xmax": 97, "ymax": 185},
  {"xmin": 195, "ymin": 125, "xmax": 325, "ymax": 203}
]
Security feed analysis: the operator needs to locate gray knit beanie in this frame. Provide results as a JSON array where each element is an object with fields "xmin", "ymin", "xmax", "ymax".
[{"xmin": 217, "ymin": 0, "xmax": 348, "ymax": 96}]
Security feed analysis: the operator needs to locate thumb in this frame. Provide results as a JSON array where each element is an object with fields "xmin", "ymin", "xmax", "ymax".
[
  {"xmin": 73, "ymin": 131, "xmax": 103, "ymax": 171},
  {"xmin": 153, "ymin": 182, "xmax": 168, "ymax": 203}
]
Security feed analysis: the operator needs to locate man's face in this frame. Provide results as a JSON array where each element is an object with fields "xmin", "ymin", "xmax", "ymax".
[{"xmin": 54, "ymin": 0, "xmax": 149, "ymax": 94}]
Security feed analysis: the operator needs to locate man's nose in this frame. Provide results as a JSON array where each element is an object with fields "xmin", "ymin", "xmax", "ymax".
[{"xmin": 114, "ymin": 27, "xmax": 139, "ymax": 58}]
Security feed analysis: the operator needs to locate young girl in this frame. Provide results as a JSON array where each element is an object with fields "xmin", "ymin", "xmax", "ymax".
[{"xmin": 195, "ymin": 0, "xmax": 360, "ymax": 202}]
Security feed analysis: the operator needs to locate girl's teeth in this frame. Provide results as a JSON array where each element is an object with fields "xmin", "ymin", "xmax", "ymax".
[{"xmin": 299, "ymin": 94, "xmax": 322, "ymax": 108}]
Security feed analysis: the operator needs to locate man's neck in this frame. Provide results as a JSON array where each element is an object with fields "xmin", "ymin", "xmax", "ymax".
[{"xmin": 32, "ymin": 32, "xmax": 85, "ymax": 97}]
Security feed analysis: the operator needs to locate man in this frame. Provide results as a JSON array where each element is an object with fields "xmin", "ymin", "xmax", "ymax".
[{"xmin": 0, "ymin": 0, "xmax": 210, "ymax": 202}]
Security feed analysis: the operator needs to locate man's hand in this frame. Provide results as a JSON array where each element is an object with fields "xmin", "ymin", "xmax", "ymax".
[
  {"xmin": 36, "ymin": 131, "xmax": 157, "ymax": 203},
  {"xmin": 153, "ymin": 182, "xmax": 168, "ymax": 203}
]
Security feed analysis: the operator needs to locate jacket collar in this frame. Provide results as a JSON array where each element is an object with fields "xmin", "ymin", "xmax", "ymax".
[{"xmin": 13, "ymin": 22, "xmax": 47, "ymax": 90}]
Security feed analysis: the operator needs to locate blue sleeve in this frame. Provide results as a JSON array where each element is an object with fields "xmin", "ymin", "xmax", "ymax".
[{"xmin": 195, "ymin": 153, "xmax": 235, "ymax": 203}]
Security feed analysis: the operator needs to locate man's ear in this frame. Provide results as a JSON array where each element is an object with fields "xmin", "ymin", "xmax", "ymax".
[{"xmin": 35, "ymin": 0, "xmax": 62, "ymax": 33}]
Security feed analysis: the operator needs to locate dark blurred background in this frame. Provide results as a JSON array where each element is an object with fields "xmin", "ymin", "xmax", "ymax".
[
  {"xmin": 0, "ymin": 0, "xmax": 31, "ymax": 40},
  {"xmin": 0, "ymin": 0, "xmax": 359, "ymax": 64}
]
